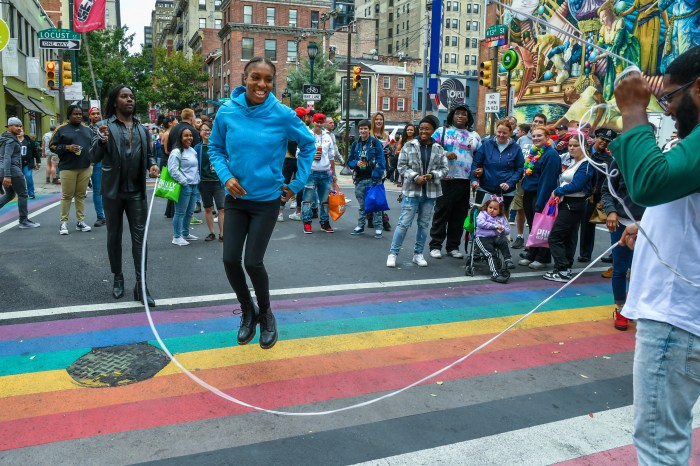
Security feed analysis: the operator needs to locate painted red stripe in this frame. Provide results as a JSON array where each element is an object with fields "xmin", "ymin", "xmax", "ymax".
[
  {"xmin": 554, "ymin": 429, "xmax": 700, "ymax": 465},
  {"xmin": 0, "ymin": 332, "xmax": 634, "ymax": 450}
]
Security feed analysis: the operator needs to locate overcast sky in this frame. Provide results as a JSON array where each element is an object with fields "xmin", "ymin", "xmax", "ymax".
[{"xmin": 120, "ymin": 0, "xmax": 154, "ymax": 53}]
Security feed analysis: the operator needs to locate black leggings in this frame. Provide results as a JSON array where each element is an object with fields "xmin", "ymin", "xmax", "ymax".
[
  {"xmin": 223, "ymin": 196, "xmax": 279, "ymax": 309},
  {"xmin": 103, "ymin": 192, "xmax": 148, "ymax": 279},
  {"xmin": 281, "ymin": 158, "xmax": 302, "ymax": 208},
  {"xmin": 522, "ymin": 190, "xmax": 551, "ymax": 264}
]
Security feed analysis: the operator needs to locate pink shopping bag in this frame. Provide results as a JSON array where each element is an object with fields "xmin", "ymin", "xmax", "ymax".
[{"xmin": 526, "ymin": 198, "xmax": 558, "ymax": 248}]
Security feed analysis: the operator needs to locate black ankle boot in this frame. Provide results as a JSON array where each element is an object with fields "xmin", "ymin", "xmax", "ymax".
[
  {"xmin": 112, "ymin": 273, "xmax": 124, "ymax": 299},
  {"xmin": 134, "ymin": 283, "xmax": 156, "ymax": 307},
  {"xmin": 237, "ymin": 302, "xmax": 259, "ymax": 345},
  {"xmin": 258, "ymin": 308, "xmax": 278, "ymax": 350}
]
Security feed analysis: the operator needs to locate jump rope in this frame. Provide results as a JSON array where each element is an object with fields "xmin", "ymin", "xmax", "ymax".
[{"xmin": 136, "ymin": 0, "xmax": 695, "ymax": 416}]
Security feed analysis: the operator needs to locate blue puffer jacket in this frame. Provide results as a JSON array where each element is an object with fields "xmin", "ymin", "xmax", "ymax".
[{"xmin": 470, "ymin": 136, "xmax": 524, "ymax": 194}]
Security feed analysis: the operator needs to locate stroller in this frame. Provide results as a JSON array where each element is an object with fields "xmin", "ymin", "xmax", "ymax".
[{"xmin": 463, "ymin": 204, "xmax": 511, "ymax": 280}]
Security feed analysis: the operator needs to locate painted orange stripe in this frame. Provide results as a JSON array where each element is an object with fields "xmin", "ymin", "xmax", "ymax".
[{"xmin": 0, "ymin": 320, "xmax": 631, "ymax": 422}]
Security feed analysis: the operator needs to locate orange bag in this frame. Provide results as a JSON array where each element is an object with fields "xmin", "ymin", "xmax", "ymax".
[{"xmin": 328, "ymin": 182, "xmax": 346, "ymax": 222}]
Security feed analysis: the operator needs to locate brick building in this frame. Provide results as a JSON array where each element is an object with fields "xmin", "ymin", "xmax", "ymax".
[{"xmin": 218, "ymin": 0, "xmax": 332, "ymax": 99}]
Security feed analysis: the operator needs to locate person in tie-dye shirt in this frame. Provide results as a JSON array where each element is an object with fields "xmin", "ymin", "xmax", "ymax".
[{"xmin": 428, "ymin": 105, "xmax": 482, "ymax": 259}]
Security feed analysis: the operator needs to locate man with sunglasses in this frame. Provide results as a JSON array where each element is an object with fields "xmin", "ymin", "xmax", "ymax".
[{"xmin": 611, "ymin": 45, "xmax": 700, "ymax": 465}]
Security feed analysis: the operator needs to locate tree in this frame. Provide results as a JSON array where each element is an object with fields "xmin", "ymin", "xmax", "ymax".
[
  {"xmin": 286, "ymin": 55, "xmax": 341, "ymax": 117},
  {"xmin": 143, "ymin": 48, "xmax": 209, "ymax": 112}
]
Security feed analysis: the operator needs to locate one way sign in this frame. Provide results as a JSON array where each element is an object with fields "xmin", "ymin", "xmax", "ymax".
[{"xmin": 39, "ymin": 39, "xmax": 81, "ymax": 50}]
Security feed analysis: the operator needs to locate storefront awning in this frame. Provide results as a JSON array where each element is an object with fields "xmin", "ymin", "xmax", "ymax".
[
  {"xmin": 28, "ymin": 96, "xmax": 56, "ymax": 116},
  {"xmin": 5, "ymin": 88, "xmax": 43, "ymax": 114}
]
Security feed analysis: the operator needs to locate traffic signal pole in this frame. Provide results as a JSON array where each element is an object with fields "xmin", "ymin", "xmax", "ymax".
[{"xmin": 344, "ymin": 24, "xmax": 351, "ymax": 164}]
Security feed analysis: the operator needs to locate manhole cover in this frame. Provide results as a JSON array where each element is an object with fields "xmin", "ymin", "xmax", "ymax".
[{"xmin": 66, "ymin": 342, "xmax": 170, "ymax": 387}]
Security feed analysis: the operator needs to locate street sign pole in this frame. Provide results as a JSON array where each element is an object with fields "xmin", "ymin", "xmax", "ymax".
[{"xmin": 69, "ymin": 0, "xmax": 80, "ymax": 84}]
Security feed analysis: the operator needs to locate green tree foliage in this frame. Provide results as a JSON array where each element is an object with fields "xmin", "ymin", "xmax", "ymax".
[
  {"xmin": 286, "ymin": 55, "xmax": 340, "ymax": 117},
  {"xmin": 144, "ymin": 48, "xmax": 209, "ymax": 112}
]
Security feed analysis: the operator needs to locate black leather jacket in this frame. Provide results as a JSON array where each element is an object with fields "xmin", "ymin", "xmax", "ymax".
[{"xmin": 90, "ymin": 115, "xmax": 157, "ymax": 200}]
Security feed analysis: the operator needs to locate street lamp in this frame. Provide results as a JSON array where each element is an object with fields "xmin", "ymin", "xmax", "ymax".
[
  {"xmin": 307, "ymin": 41, "xmax": 319, "ymax": 85},
  {"xmin": 223, "ymin": 82, "xmax": 229, "ymax": 98},
  {"xmin": 95, "ymin": 78, "xmax": 103, "ymax": 102}
]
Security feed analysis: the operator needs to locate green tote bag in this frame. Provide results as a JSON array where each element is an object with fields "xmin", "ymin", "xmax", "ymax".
[{"xmin": 154, "ymin": 165, "xmax": 182, "ymax": 202}]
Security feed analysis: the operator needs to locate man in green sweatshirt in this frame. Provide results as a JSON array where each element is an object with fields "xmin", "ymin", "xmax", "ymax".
[{"xmin": 610, "ymin": 45, "xmax": 700, "ymax": 465}]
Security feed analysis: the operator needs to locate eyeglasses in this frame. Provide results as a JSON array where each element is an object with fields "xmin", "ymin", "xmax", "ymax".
[{"xmin": 658, "ymin": 80, "xmax": 695, "ymax": 111}]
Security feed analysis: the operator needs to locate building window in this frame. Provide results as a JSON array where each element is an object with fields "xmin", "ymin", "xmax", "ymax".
[
  {"xmin": 199, "ymin": 18, "xmax": 206, "ymax": 28},
  {"xmin": 406, "ymin": 20, "xmax": 409, "ymax": 29},
  {"xmin": 289, "ymin": 9, "xmax": 297, "ymax": 27},
  {"xmin": 451, "ymin": 53, "xmax": 457, "ymax": 64},
  {"xmin": 473, "ymin": 21, "xmax": 479, "ymax": 31},
  {"xmin": 199, "ymin": 0, "xmax": 205, "ymax": 10},
  {"xmin": 472, "ymin": 38, "xmax": 478, "ymax": 48},
  {"xmin": 445, "ymin": 35, "xmax": 450, "ymax": 46},
  {"xmin": 383, "ymin": 76, "xmax": 390, "ymax": 88},
  {"xmin": 452, "ymin": 19, "xmax": 458, "ymax": 28},
  {"xmin": 266, "ymin": 7, "xmax": 275, "ymax": 26},
  {"xmin": 214, "ymin": 0, "xmax": 221, "ymax": 9},
  {"xmin": 396, "ymin": 24, "xmax": 399, "ymax": 33},
  {"xmin": 388, "ymin": 28, "xmax": 393, "ymax": 38},
  {"xmin": 453, "ymin": 1, "xmax": 459, "ymax": 11},
  {"xmin": 445, "ymin": 18, "xmax": 450, "ymax": 29},
  {"xmin": 398, "ymin": 77, "xmax": 405, "ymax": 89},
  {"xmin": 311, "ymin": 11, "xmax": 319, "ymax": 28},
  {"xmin": 242, "ymin": 38, "xmax": 254, "ymax": 59},
  {"xmin": 466, "ymin": 22, "xmax": 471, "ymax": 31},
  {"xmin": 465, "ymin": 38, "xmax": 470, "ymax": 48},
  {"xmin": 287, "ymin": 41, "xmax": 297, "ymax": 62},
  {"xmin": 473, "ymin": 4, "xmax": 479, "ymax": 13},
  {"xmin": 446, "ymin": 1, "xmax": 451, "ymax": 11},
  {"xmin": 451, "ymin": 36, "xmax": 457, "ymax": 47},
  {"xmin": 471, "ymin": 55, "xmax": 477, "ymax": 65},
  {"xmin": 382, "ymin": 97, "xmax": 390, "ymax": 111},
  {"xmin": 243, "ymin": 5, "xmax": 252, "ymax": 24},
  {"xmin": 464, "ymin": 55, "xmax": 469, "ymax": 65},
  {"xmin": 265, "ymin": 39, "xmax": 277, "ymax": 61},
  {"xmin": 388, "ymin": 12, "xmax": 393, "ymax": 22},
  {"xmin": 396, "ymin": 40, "xmax": 399, "ymax": 51},
  {"xmin": 215, "ymin": 18, "xmax": 221, "ymax": 28},
  {"xmin": 467, "ymin": 3, "xmax": 472, "ymax": 13},
  {"xmin": 444, "ymin": 53, "xmax": 449, "ymax": 63},
  {"xmin": 397, "ymin": 98, "xmax": 405, "ymax": 111},
  {"xmin": 388, "ymin": 43, "xmax": 392, "ymax": 54}
]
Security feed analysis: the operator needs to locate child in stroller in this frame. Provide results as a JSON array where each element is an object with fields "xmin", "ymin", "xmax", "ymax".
[{"xmin": 466, "ymin": 196, "xmax": 513, "ymax": 283}]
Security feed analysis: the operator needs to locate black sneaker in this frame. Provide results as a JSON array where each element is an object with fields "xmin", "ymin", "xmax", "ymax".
[
  {"xmin": 76, "ymin": 221, "xmax": 92, "ymax": 232},
  {"xmin": 18, "ymin": 219, "xmax": 40, "ymax": 229},
  {"xmin": 504, "ymin": 259, "xmax": 515, "ymax": 269},
  {"xmin": 491, "ymin": 274, "xmax": 509, "ymax": 284},
  {"xmin": 512, "ymin": 237, "xmax": 525, "ymax": 249},
  {"xmin": 194, "ymin": 201, "xmax": 202, "ymax": 213},
  {"xmin": 94, "ymin": 217, "xmax": 106, "ymax": 227},
  {"xmin": 543, "ymin": 270, "xmax": 572, "ymax": 283}
]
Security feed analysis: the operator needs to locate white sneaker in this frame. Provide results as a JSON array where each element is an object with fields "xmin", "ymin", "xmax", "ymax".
[
  {"xmin": 386, "ymin": 254, "xmax": 397, "ymax": 268},
  {"xmin": 76, "ymin": 221, "xmax": 91, "ymax": 232},
  {"xmin": 430, "ymin": 249, "xmax": 442, "ymax": 259},
  {"xmin": 529, "ymin": 260, "xmax": 546, "ymax": 270},
  {"xmin": 289, "ymin": 212, "xmax": 301, "ymax": 221},
  {"xmin": 277, "ymin": 213, "xmax": 285, "ymax": 222},
  {"xmin": 213, "ymin": 216, "xmax": 218, "ymax": 223},
  {"xmin": 518, "ymin": 258, "xmax": 531, "ymax": 266},
  {"xmin": 413, "ymin": 254, "xmax": 428, "ymax": 267},
  {"xmin": 172, "ymin": 237, "xmax": 190, "ymax": 246},
  {"xmin": 59, "ymin": 222, "xmax": 69, "ymax": 235},
  {"xmin": 448, "ymin": 250, "xmax": 464, "ymax": 259},
  {"xmin": 344, "ymin": 197, "xmax": 352, "ymax": 204},
  {"xmin": 289, "ymin": 201, "xmax": 297, "ymax": 210},
  {"xmin": 184, "ymin": 234, "xmax": 199, "ymax": 241}
]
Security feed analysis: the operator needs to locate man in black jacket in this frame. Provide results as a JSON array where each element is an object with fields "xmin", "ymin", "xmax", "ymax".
[
  {"xmin": 91, "ymin": 85, "xmax": 159, "ymax": 307},
  {"xmin": 18, "ymin": 128, "xmax": 40, "ymax": 199}
]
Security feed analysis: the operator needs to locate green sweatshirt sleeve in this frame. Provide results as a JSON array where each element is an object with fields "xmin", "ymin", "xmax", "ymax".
[{"xmin": 609, "ymin": 124, "xmax": 700, "ymax": 207}]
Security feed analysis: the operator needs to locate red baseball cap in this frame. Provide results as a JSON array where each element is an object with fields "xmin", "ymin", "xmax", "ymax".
[
  {"xmin": 294, "ymin": 107, "xmax": 309, "ymax": 117},
  {"xmin": 312, "ymin": 113, "xmax": 326, "ymax": 123}
]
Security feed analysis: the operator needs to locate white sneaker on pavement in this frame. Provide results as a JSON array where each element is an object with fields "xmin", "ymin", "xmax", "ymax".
[
  {"xmin": 184, "ymin": 234, "xmax": 199, "ymax": 241},
  {"xmin": 76, "ymin": 221, "xmax": 92, "ymax": 232},
  {"xmin": 277, "ymin": 213, "xmax": 284, "ymax": 222},
  {"xmin": 289, "ymin": 212, "xmax": 301, "ymax": 221},
  {"xmin": 172, "ymin": 237, "xmax": 190, "ymax": 246},
  {"xmin": 413, "ymin": 254, "xmax": 428, "ymax": 267},
  {"xmin": 59, "ymin": 223, "xmax": 69, "ymax": 235},
  {"xmin": 386, "ymin": 254, "xmax": 397, "ymax": 268},
  {"xmin": 448, "ymin": 250, "xmax": 464, "ymax": 259},
  {"xmin": 430, "ymin": 249, "xmax": 442, "ymax": 259},
  {"xmin": 528, "ymin": 261, "xmax": 547, "ymax": 270}
]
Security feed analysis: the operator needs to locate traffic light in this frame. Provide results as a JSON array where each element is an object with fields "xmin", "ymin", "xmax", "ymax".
[
  {"xmin": 62, "ymin": 61, "xmax": 72, "ymax": 87},
  {"xmin": 352, "ymin": 66, "xmax": 362, "ymax": 91},
  {"xmin": 479, "ymin": 60, "xmax": 494, "ymax": 89},
  {"xmin": 46, "ymin": 61, "xmax": 57, "ymax": 90}
]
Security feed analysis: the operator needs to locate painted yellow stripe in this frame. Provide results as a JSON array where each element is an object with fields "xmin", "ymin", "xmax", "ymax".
[{"xmin": 0, "ymin": 306, "xmax": 611, "ymax": 398}]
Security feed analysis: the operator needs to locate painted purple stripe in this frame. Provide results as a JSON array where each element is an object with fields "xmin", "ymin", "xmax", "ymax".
[
  {"xmin": 0, "ymin": 193, "xmax": 61, "ymax": 223},
  {"xmin": 0, "ymin": 276, "xmax": 607, "ymax": 341}
]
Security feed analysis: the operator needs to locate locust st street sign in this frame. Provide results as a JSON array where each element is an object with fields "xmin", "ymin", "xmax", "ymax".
[
  {"xmin": 39, "ymin": 39, "xmax": 81, "ymax": 50},
  {"xmin": 38, "ymin": 28, "xmax": 81, "ymax": 50}
]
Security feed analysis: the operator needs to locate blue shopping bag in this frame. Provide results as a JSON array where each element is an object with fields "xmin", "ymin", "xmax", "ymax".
[{"xmin": 364, "ymin": 184, "xmax": 390, "ymax": 214}]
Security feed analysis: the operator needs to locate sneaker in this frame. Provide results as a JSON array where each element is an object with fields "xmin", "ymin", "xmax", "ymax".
[
  {"xmin": 601, "ymin": 267, "xmax": 613, "ymax": 279},
  {"xmin": 518, "ymin": 258, "xmax": 531, "ymax": 266},
  {"xmin": 194, "ymin": 202, "xmax": 202, "ymax": 213},
  {"xmin": 28, "ymin": 194, "xmax": 36, "ymax": 199},
  {"xmin": 577, "ymin": 256, "xmax": 591, "ymax": 263},
  {"xmin": 491, "ymin": 274, "xmax": 509, "ymax": 284},
  {"xmin": 504, "ymin": 259, "xmax": 515, "ymax": 269},
  {"xmin": 386, "ymin": 254, "xmax": 397, "ymax": 268},
  {"xmin": 94, "ymin": 217, "xmax": 106, "ymax": 227},
  {"xmin": 430, "ymin": 249, "xmax": 442, "ymax": 259},
  {"xmin": 277, "ymin": 213, "xmax": 285, "ymax": 222},
  {"xmin": 59, "ymin": 223, "xmax": 69, "ymax": 235},
  {"xmin": 172, "ymin": 237, "xmax": 190, "ymax": 246},
  {"xmin": 303, "ymin": 222, "xmax": 312, "ymax": 234},
  {"xmin": 601, "ymin": 255, "xmax": 613, "ymax": 263},
  {"xmin": 213, "ymin": 216, "xmax": 218, "ymax": 223},
  {"xmin": 543, "ymin": 269, "xmax": 571, "ymax": 282},
  {"xmin": 76, "ymin": 221, "xmax": 92, "ymax": 232},
  {"xmin": 529, "ymin": 261, "xmax": 546, "ymax": 270},
  {"xmin": 412, "ymin": 254, "xmax": 428, "ymax": 267},
  {"xmin": 512, "ymin": 236, "xmax": 525, "ymax": 249},
  {"xmin": 184, "ymin": 234, "xmax": 199, "ymax": 241},
  {"xmin": 204, "ymin": 233, "xmax": 216, "ymax": 241},
  {"xmin": 18, "ymin": 219, "xmax": 40, "ymax": 229},
  {"xmin": 289, "ymin": 200, "xmax": 297, "ymax": 210},
  {"xmin": 614, "ymin": 308, "xmax": 628, "ymax": 331},
  {"xmin": 448, "ymin": 250, "xmax": 464, "ymax": 259},
  {"xmin": 320, "ymin": 222, "xmax": 334, "ymax": 233},
  {"xmin": 351, "ymin": 226, "xmax": 365, "ymax": 235},
  {"xmin": 374, "ymin": 229, "xmax": 383, "ymax": 239},
  {"xmin": 190, "ymin": 216, "xmax": 203, "ymax": 225},
  {"xmin": 289, "ymin": 212, "xmax": 302, "ymax": 221}
]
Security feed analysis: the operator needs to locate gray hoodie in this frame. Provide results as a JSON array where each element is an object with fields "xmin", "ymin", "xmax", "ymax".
[{"xmin": 0, "ymin": 131, "xmax": 23, "ymax": 178}]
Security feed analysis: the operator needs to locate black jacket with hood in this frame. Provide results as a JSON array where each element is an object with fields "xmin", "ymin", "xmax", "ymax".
[{"xmin": 0, "ymin": 131, "xmax": 23, "ymax": 177}]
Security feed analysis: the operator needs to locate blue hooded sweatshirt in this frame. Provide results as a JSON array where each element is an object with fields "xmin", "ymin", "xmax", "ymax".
[{"xmin": 208, "ymin": 86, "xmax": 316, "ymax": 202}]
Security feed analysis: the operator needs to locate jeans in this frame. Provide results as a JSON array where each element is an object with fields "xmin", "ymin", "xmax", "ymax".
[
  {"xmin": 22, "ymin": 165, "xmax": 35, "ymax": 196},
  {"xmin": 223, "ymin": 197, "xmax": 279, "ymax": 310},
  {"xmin": 610, "ymin": 224, "xmax": 634, "ymax": 306},
  {"xmin": 0, "ymin": 175, "xmax": 28, "ymax": 220},
  {"xmin": 91, "ymin": 162, "xmax": 104, "ymax": 219},
  {"xmin": 302, "ymin": 170, "xmax": 331, "ymax": 223},
  {"xmin": 354, "ymin": 178, "xmax": 381, "ymax": 228},
  {"xmin": 172, "ymin": 184, "xmax": 197, "ymax": 238},
  {"xmin": 389, "ymin": 195, "xmax": 436, "ymax": 256},
  {"xmin": 633, "ymin": 319, "xmax": 700, "ymax": 465}
]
